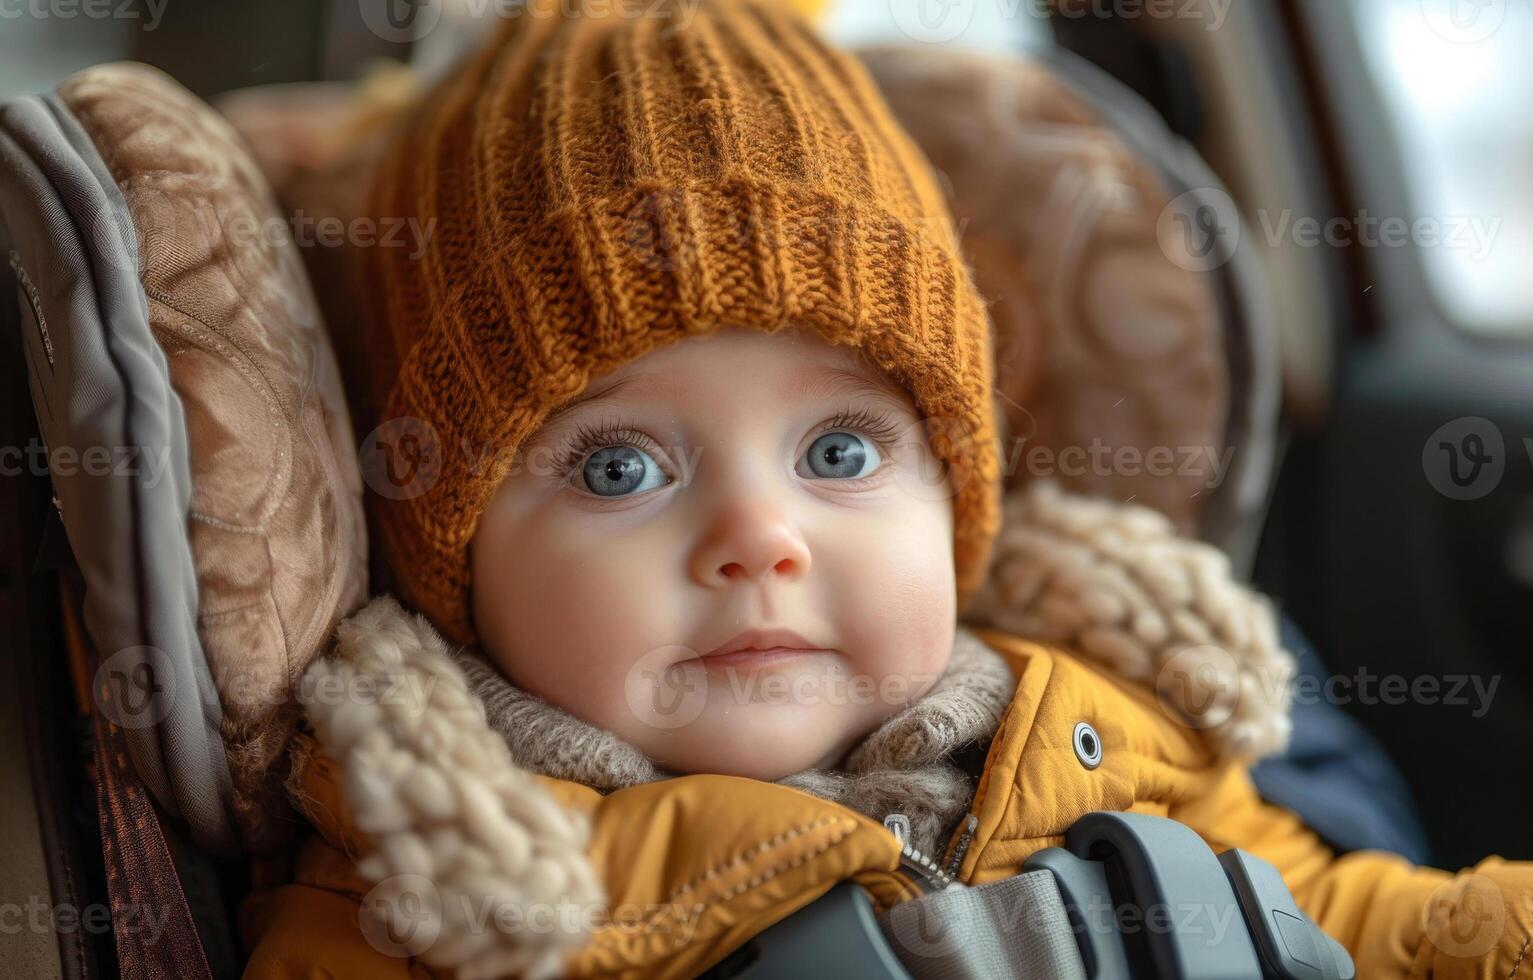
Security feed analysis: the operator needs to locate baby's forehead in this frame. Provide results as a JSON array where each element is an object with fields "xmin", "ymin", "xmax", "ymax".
[{"xmin": 553, "ymin": 329, "xmax": 914, "ymax": 415}]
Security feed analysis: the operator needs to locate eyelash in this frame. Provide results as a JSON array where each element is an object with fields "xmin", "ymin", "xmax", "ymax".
[
  {"xmin": 817, "ymin": 406, "xmax": 903, "ymax": 456},
  {"xmin": 549, "ymin": 406, "xmax": 904, "ymax": 483},
  {"xmin": 550, "ymin": 418, "xmax": 661, "ymax": 479}
]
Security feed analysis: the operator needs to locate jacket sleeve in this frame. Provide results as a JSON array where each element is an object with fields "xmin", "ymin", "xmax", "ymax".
[
  {"xmin": 239, "ymin": 882, "xmax": 429, "ymax": 980},
  {"xmin": 1170, "ymin": 764, "xmax": 1533, "ymax": 979},
  {"xmin": 237, "ymin": 838, "xmax": 436, "ymax": 980}
]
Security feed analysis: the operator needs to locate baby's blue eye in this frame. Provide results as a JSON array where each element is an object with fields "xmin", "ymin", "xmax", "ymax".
[
  {"xmin": 579, "ymin": 446, "xmax": 668, "ymax": 497},
  {"xmin": 801, "ymin": 430, "xmax": 882, "ymax": 480}
]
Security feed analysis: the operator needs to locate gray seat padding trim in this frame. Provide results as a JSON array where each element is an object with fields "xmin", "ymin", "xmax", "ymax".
[{"xmin": 0, "ymin": 93, "xmax": 238, "ymax": 856}]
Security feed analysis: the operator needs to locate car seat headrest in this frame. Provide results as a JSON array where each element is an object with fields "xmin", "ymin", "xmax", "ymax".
[
  {"xmin": 0, "ymin": 62, "xmax": 368, "ymax": 855},
  {"xmin": 859, "ymin": 44, "xmax": 1278, "ymax": 564}
]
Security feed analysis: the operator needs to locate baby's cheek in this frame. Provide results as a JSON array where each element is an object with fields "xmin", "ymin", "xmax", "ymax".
[
  {"xmin": 830, "ymin": 510, "xmax": 957, "ymax": 712},
  {"xmin": 481, "ymin": 524, "xmax": 668, "ymax": 723}
]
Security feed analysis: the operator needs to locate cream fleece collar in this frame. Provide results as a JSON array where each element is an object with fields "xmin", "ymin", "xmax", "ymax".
[
  {"xmin": 448, "ymin": 626, "xmax": 1016, "ymax": 859},
  {"xmin": 301, "ymin": 595, "xmax": 601, "ymax": 979},
  {"xmin": 965, "ymin": 481, "xmax": 1297, "ymax": 761}
]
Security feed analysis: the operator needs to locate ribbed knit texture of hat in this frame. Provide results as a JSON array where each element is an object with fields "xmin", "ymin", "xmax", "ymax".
[{"xmin": 356, "ymin": 0, "xmax": 1001, "ymax": 646}]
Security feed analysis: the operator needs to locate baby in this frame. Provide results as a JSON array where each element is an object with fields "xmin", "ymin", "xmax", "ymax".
[
  {"xmin": 469, "ymin": 326, "xmax": 967, "ymax": 782},
  {"xmin": 241, "ymin": 2, "xmax": 1533, "ymax": 978}
]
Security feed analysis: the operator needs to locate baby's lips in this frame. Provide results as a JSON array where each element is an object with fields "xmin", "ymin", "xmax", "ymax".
[
  {"xmin": 623, "ymin": 644, "xmax": 710, "ymax": 731},
  {"xmin": 698, "ymin": 626, "xmax": 825, "ymax": 660}
]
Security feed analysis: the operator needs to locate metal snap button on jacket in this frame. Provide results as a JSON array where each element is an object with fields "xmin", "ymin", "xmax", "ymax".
[{"xmin": 1074, "ymin": 721, "xmax": 1103, "ymax": 769}]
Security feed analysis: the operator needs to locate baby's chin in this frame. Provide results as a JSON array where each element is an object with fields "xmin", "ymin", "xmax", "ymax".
[{"xmin": 637, "ymin": 702, "xmax": 880, "ymax": 781}]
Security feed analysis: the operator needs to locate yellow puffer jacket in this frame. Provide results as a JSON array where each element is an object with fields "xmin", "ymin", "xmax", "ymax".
[{"xmin": 238, "ymin": 597, "xmax": 1533, "ymax": 979}]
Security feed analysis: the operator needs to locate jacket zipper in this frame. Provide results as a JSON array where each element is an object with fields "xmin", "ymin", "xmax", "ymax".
[
  {"xmin": 883, "ymin": 814, "xmax": 954, "ymax": 893},
  {"xmin": 944, "ymin": 813, "xmax": 979, "ymax": 880}
]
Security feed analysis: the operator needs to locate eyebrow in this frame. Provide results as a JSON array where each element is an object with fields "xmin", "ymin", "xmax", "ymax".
[
  {"xmin": 793, "ymin": 363, "xmax": 913, "ymax": 407},
  {"xmin": 545, "ymin": 359, "xmax": 912, "ymax": 421},
  {"xmin": 545, "ymin": 373, "xmax": 648, "ymax": 421}
]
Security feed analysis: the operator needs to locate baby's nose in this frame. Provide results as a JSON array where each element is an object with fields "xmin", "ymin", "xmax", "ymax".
[{"xmin": 690, "ymin": 499, "xmax": 811, "ymax": 587}]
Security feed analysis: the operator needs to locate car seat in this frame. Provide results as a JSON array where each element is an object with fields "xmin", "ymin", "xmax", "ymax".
[
  {"xmin": 0, "ymin": 44, "xmax": 1312, "ymax": 979},
  {"xmin": 0, "ymin": 63, "xmax": 367, "ymax": 977}
]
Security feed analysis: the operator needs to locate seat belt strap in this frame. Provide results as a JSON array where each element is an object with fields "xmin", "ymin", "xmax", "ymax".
[
  {"xmin": 92, "ymin": 704, "xmax": 213, "ymax": 980},
  {"xmin": 877, "ymin": 869, "xmax": 1088, "ymax": 980},
  {"xmin": 702, "ymin": 811, "xmax": 1354, "ymax": 980}
]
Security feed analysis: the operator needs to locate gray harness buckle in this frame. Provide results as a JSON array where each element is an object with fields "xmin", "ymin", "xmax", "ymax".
[
  {"xmin": 1024, "ymin": 811, "xmax": 1355, "ymax": 980},
  {"xmin": 698, "ymin": 811, "xmax": 1355, "ymax": 980}
]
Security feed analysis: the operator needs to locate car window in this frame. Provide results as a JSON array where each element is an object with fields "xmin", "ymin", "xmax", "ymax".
[
  {"xmin": 0, "ymin": 13, "xmax": 132, "ymax": 96},
  {"xmin": 1346, "ymin": 0, "xmax": 1533, "ymax": 336},
  {"xmin": 820, "ymin": 0, "xmax": 1053, "ymax": 53}
]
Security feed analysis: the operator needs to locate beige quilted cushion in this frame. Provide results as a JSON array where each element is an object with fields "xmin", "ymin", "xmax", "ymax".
[
  {"xmin": 58, "ymin": 63, "xmax": 368, "ymax": 853},
  {"xmin": 215, "ymin": 65, "xmax": 422, "ymax": 446},
  {"xmin": 861, "ymin": 46, "xmax": 1229, "ymax": 536}
]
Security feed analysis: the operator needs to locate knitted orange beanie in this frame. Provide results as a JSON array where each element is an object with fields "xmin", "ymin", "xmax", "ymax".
[{"xmin": 356, "ymin": 0, "xmax": 1001, "ymax": 646}]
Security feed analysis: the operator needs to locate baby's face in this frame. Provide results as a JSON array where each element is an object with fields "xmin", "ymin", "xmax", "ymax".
[{"xmin": 469, "ymin": 327, "xmax": 956, "ymax": 780}]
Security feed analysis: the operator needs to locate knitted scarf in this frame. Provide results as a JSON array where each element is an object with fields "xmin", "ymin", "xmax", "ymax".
[{"xmin": 448, "ymin": 626, "xmax": 1016, "ymax": 858}]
